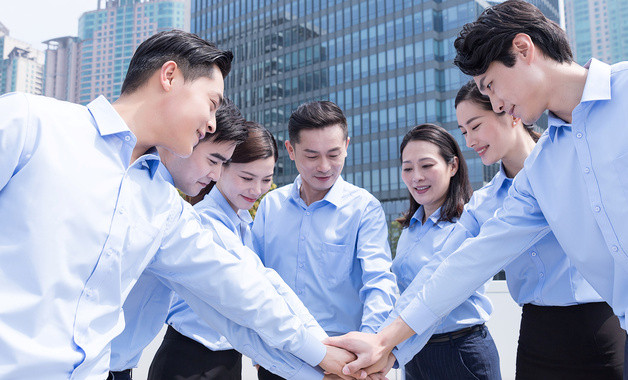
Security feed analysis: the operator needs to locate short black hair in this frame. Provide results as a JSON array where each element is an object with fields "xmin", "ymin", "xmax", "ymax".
[
  {"xmin": 204, "ymin": 97, "xmax": 248, "ymax": 145},
  {"xmin": 397, "ymin": 124, "xmax": 471, "ymax": 227},
  {"xmin": 121, "ymin": 29, "xmax": 233, "ymax": 95},
  {"xmin": 454, "ymin": 0, "xmax": 572, "ymax": 76},
  {"xmin": 288, "ymin": 101, "xmax": 348, "ymax": 143}
]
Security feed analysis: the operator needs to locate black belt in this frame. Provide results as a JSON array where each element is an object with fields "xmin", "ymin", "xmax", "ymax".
[{"xmin": 428, "ymin": 324, "xmax": 484, "ymax": 343}]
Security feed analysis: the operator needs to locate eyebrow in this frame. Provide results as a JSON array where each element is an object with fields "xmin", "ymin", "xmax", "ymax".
[
  {"xmin": 463, "ymin": 115, "xmax": 482, "ymax": 126},
  {"xmin": 401, "ymin": 157, "xmax": 434, "ymax": 164},
  {"xmin": 211, "ymin": 153, "xmax": 229, "ymax": 162}
]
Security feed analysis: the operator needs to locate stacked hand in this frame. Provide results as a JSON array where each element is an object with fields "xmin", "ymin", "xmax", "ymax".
[{"xmin": 319, "ymin": 317, "xmax": 416, "ymax": 379}]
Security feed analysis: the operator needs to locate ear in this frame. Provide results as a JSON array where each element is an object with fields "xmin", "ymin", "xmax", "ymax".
[
  {"xmin": 159, "ymin": 61, "xmax": 178, "ymax": 92},
  {"xmin": 450, "ymin": 156, "xmax": 459, "ymax": 177},
  {"xmin": 345, "ymin": 137, "xmax": 350, "ymax": 149},
  {"xmin": 512, "ymin": 33, "xmax": 535, "ymax": 64},
  {"xmin": 285, "ymin": 140, "xmax": 296, "ymax": 161}
]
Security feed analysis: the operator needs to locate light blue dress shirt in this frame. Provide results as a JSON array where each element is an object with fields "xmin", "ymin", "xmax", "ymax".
[
  {"xmin": 392, "ymin": 207, "xmax": 492, "ymax": 336},
  {"xmin": 252, "ymin": 175, "xmax": 399, "ymax": 337},
  {"xmin": 389, "ymin": 59, "xmax": 628, "ymax": 348},
  {"xmin": 388, "ymin": 164, "xmax": 603, "ymax": 364},
  {"xmin": 0, "ymin": 93, "xmax": 326, "ymax": 379},
  {"xmin": 111, "ymin": 180, "xmax": 327, "ymax": 379}
]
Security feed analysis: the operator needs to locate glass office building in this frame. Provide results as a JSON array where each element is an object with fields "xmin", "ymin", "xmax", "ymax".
[{"xmin": 192, "ymin": 0, "xmax": 559, "ymax": 223}]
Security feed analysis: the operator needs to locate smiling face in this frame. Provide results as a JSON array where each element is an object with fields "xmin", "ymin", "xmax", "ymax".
[
  {"xmin": 159, "ymin": 65, "xmax": 225, "ymax": 157},
  {"xmin": 161, "ymin": 138, "xmax": 236, "ymax": 196},
  {"xmin": 473, "ymin": 35, "xmax": 548, "ymax": 125},
  {"xmin": 286, "ymin": 124, "xmax": 349, "ymax": 203},
  {"xmin": 401, "ymin": 140, "xmax": 458, "ymax": 219},
  {"xmin": 456, "ymin": 99, "xmax": 519, "ymax": 166},
  {"xmin": 216, "ymin": 157, "xmax": 276, "ymax": 212}
]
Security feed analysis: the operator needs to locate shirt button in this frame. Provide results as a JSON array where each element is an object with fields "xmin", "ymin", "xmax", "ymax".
[
  {"xmin": 576, "ymin": 132, "xmax": 583, "ymax": 138},
  {"xmin": 531, "ymin": 251, "xmax": 537, "ymax": 256},
  {"xmin": 118, "ymin": 208, "xmax": 125, "ymax": 215},
  {"xmin": 539, "ymin": 273, "xmax": 544, "ymax": 277},
  {"xmin": 124, "ymin": 136, "xmax": 131, "ymax": 141},
  {"xmin": 297, "ymin": 290, "xmax": 303, "ymax": 295},
  {"xmin": 305, "ymin": 211, "xmax": 311, "ymax": 216},
  {"xmin": 300, "ymin": 236, "xmax": 305, "ymax": 241},
  {"xmin": 84, "ymin": 288, "xmax": 94, "ymax": 298},
  {"xmin": 594, "ymin": 206, "xmax": 601, "ymax": 213},
  {"xmin": 299, "ymin": 263, "xmax": 304, "ymax": 268},
  {"xmin": 584, "ymin": 167, "xmax": 590, "ymax": 174},
  {"xmin": 612, "ymin": 245, "xmax": 619, "ymax": 252}
]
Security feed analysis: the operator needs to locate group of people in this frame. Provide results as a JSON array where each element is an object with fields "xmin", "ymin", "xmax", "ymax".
[{"xmin": 1, "ymin": 0, "xmax": 627, "ymax": 379}]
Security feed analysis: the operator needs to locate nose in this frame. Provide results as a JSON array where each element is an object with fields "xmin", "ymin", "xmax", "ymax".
[
  {"xmin": 207, "ymin": 163, "xmax": 223, "ymax": 183},
  {"xmin": 489, "ymin": 95, "xmax": 504, "ymax": 113},
  {"xmin": 207, "ymin": 113, "xmax": 217, "ymax": 134},
  {"xmin": 251, "ymin": 181, "xmax": 262, "ymax": 198},
  {"xmin": 317, "ymin": 157, "xmax": 331, "ymax": 173},
  {"xmin": 413, "ymin": 169, "xmax": 425, "ymax": 183},
  {"xmin": 464, "ymin": 132, "xmax": 475, "ymax": 149}
]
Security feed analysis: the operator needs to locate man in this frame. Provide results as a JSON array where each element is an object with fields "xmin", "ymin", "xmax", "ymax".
[
  {"xmin": 325, "ymin": 1, "xmax": 628, "ymax": 378},
  {"xmin": 0, "ymin": 30, "xmax": 351, "ymax": 379},
  {"xmin": 252, "ymin": 101, "xmax": 399, "ymax": 380}
]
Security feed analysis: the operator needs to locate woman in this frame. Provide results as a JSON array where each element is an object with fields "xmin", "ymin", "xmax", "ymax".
[
  {"xmin": 392, "ymin": 123, "xmax": 500, "ymax": 380},
  {"xmin": 455, "ymin": 79, "xmax": 625, "ymax": 379},
  {"xmin": 148, "ymin": 121, "xmax": 284, "ymax": 380}
]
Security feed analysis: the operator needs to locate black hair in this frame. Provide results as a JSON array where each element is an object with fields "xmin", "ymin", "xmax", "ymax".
[
  {"xmin": 455, "ymin": 80, "xmax": 541, "ymax": 142},
  {"xmin": 396, "ymin": 124, "xmax": 472, "ymax": 227},
  {"xmin": 288, "ymin": 101, "xmax": 348, "ymax": 143},
  {"xmin": 121, "ymin": 29, "xmax": 233, "ymax": 95},
  {"xmin": 203, "ymin": 97, "xmax": 248, "ymax": 145},
  {"xmin": 454, "ymin": 0, "xmax": 572, "ymax": 76}
]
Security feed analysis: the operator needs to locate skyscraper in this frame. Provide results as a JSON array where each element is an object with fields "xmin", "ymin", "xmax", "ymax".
[
  {"xmin": 44, "ymin": 0, "xmax": 187, "ymax": 104},
  {"xmin": 564, "ymin": 0, "xmax": 628, "ymax": 65},
  {"xmin": 0, "ymin": 21, "xmax": 45, "ymax": 96},
  {"xmin": 192, "ymin": 0, "xmax": 559, "ymax": 223}
]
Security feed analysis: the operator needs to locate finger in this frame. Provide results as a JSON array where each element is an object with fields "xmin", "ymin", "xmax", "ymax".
[
  {"xmin": 324, "ymin": 335, "xmax": 356, "ymax": 351},
  {"xmin": 342, "ymin": 359, "xmax": 370, "ymax": 377}
]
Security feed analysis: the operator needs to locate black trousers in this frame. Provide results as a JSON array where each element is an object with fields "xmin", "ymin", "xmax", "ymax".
[
  {"xmin": 516, "ymin": 302, "xmax": 625, "ymax": 380},
  {"xmin": 148, "ymin": 326, "xmax": 242, "ymax": 380},
  {"xmin": 257, "ymin": 366, "xmax": 285, "ymax": 380},
  {"xmin": 108, "ymin": 369, "xmax": 132, "ymax": 380}
]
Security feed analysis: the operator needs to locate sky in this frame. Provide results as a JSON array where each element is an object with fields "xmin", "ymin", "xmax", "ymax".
[{"xmin": 1, "ymin": 0, "xmax": 100, "ymax": 50}]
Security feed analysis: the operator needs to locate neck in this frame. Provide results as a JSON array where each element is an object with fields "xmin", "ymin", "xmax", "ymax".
[
  {"xmin": 299, "ymin": 181, "xmax": 331, "ymax": 206},
  {"xmin": 546, "ymin": 61, "xmax": 588, "ymax": 124},
  {"xmin": 422, "ymin": 202, "xmax": 442, "ymax": 224},
  {"xmin": 501, "ymin": 131, "xmax": 536, "ymax": 178},
  {"xmin": 112, "ymin": 92, "xmax": 158, "ymax": 163}
]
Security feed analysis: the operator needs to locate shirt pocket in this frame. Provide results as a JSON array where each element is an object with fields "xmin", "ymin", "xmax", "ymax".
[{"xmin": 320, "ymin": 242, "xmax": 353, "ymax": 286}]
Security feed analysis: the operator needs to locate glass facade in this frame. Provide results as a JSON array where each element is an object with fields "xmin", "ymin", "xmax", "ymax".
[
  {"xmin": 192, "ymin": 0, "xmax": 558, "ymax": 223},
  {"xmin": 76, "ymin": 0, "xmax": 186, "ymax": 104},
  {"xmin": 565, "ymin": 0, "xmax": 628, "ymax": 65}
]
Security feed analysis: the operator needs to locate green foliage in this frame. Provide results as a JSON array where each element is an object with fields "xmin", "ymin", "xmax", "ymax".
[
  {"xmin": 249, "ymin": 182, "xmax": 277, "ymax": 219},
  {"xmin": 388, "ymin": 220, "xmax": 403, "ymax": 259}
]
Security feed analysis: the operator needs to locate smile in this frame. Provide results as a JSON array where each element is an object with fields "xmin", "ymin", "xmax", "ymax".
[
  {"xmin": 414, "ymin": 185, "xmax": 430, "ymax": 194},
  {"xmin": 241, "ymin": 195, "xmax": 257, "ymax": 203},
  {"xmin": 476, "ymin": 146, "xmax": 488, "ymax": 156}
]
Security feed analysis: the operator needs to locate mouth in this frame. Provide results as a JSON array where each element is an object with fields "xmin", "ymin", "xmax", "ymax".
[
  {"xmin": 475, "ymin": 146, "xmax": 488, "ymax": 156},
  {"xmin": 315, "ymin": 175, "xmax": 332, "ymax": 182},
  {"xmin": 414, "ymin": 185, "xmax": 430, "ymax": 194},
  {"xmin": 196, "ymin": 129, "xmax": 205, "ymax": 142},
  {"xmin": 507, "ymin": 105, "xmax": 516, "ymax": 117},
  {"xmin": 197, "ymin": 181, "xmax": 209, "ymax": 187},
  {"xmin": 241, "ymin": 195, "xmax": 257, "ymax": 203}
]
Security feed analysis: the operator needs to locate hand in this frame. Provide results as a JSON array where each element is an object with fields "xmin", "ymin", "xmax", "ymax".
[
  {"xmin": 368, "ymin": 352, "xmax": 396, "ymax": 378},
  {"xmin": 319, "ymin": 344, "xmax": 365, "ymax": 380},
  {"xmin": 325, "ymin": 318, "xmax": 414, "ymax": 377},
  {"xmin": 323, "ymin": 332, "xmax": 392, "ymax": 378}
]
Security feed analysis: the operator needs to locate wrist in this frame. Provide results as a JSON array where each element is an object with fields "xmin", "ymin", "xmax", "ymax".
[{"xmin": 377, "ymin": 317, "xmax": 414, "ymax": 351}]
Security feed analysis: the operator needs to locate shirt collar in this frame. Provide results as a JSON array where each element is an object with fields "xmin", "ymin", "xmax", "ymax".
[
  {"xmin": 208, "ymin": 186, "xmax": 253, "ymax": 229},
  {"xmin": 409, "ymin": 206, "xmax": 447, "ymax": 229},
  {"xmin": 156, "ymin": 162, "xmax": 174, "ymax": 186},
  {"xmin": 86, "ymin": 96, "xmax": 132, "ymax": 137},
  {"xmin": 547, "ymin": 58, "xmax": 611, "ymax": 143},
  {"xmin": 290, "ymin": 175, "xmax": 346, "ymax": 208}
]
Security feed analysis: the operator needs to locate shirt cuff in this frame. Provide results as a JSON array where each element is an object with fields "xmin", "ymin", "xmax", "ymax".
[
  {"xmin": 286, "ymin": 362, "xmax": 325, "ymax": 380},
  {"xmin": 293, "ymin": 331, "xmax": 327, "ymax": 367},
  {"xmin": 399, "ymin": 298, "xmax": 439, "ymax": 340}
]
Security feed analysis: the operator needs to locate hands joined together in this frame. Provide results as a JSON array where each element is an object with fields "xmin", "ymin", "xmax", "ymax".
[{"xmin": 318, "ymin": 331, "xmax": 396, "ymax": 380}]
